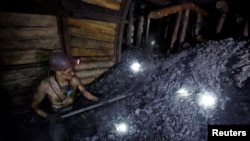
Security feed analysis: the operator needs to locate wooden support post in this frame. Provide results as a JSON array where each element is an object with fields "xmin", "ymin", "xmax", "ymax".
[
  {"xmin": 115, "ymin": 0, "xmax": 131, "ymax": 63},
  {"xmin": 57, "ymin": 0, "xmax": 71, "ymax": 56},
  {"xmin": 58, "ymin": 16, "xmax": 71, "ymax": 56},
  {"xmin": 215, "ymin": 0, "xmax": 229, "ymax": 36},
  {"xmin": 136, "ymin": 5, "xmax": 145, "ymax": 47},
  {"xmin": 243, "ymin": 20, "xmax": 248, "ymax": 37},
  {"xmin": 216, "ymin": 13, "xmax": 226, "ymax": 35},
  {"xmin": 179, "ymin": 8, "xmax": 190, "ymax": 49},
  {"xmin": 195, "ymin": 13, "xmax": 203, "ymax": 38},
  {"xmin": 169, "ymin": 11, "xmax": 182, "ymax": 53},
  {"xmin": 145, "ymin": 17, "xmax": 150, "ymax": 45},
  {"xmin": 163, "ymin": 18, "xmax": 169, "ymax": 39},
  {"xmin": 126, "ymin": 1, "xmax": 135, "ymax": 46}
]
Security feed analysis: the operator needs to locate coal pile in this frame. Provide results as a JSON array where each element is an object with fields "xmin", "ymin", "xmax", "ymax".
[
  {"xmin": 78, "ymin": 38, "xmax": 250, "ymax": 141},
  {"xmin": 6, "ymin": 38, "xmax": 250, "ymax": 141}
]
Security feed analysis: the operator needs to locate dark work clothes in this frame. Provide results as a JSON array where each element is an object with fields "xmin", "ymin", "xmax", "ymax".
[
  {"xmin": 34, "ymin": 98, "xmax": 97, "ymax": 141},
  {"xmin": 48, "ymin": 102, "xmax": 97, "ymax": 141},
  {"xmin": 49, "ymin": 113, "xmax": 96, "ymax": 141}
]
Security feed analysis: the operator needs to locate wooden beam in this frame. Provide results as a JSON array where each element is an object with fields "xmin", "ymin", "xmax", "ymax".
[
  {"xmin": 0, "ymin": 12, "xmax": 57, "ymax": 26},
  {"xmin": 76, "ymin": 68, "xmax": 108, "ymax": 78},
  {"xmin": 81, "ymin": 0, "xmax": 121, "ymax": 11},
  {"xmin": 57, "ymin": 16, "xmax": 71, "ymax": 56},
  {"xmin": 0, "ymin": 27, "xmax": 59, "ymax": 40},
  {"xmin": 71, "ymin": 48, "xmax": 114, "ymax": 56},
  {"xmin": 194, "ymin": 13, "xmax": 203, "ymax": 37},
  {"xmin": 148, "ymin": 2, "xmax": 209, "ymax": 19},
  {"xmin": 215, "ymin": 13, "xmax": 226, "ymax": 35},
  {"xmin": 80, "ymin": 77, "xmax": 97, "ymax": 85},
  {"xmin": 179, "ymin": 9, "xmax": 190, "ymax": 46},
  {"xmin": 243, "ymin": 20, "xmax": 248, "ymax": 37},
  {"xmin": 169, "ymin": 11, "xmax": 182, "ymax": 51},
  {"xmin": 115, "ymin": 0, "xmax": 131, "ymax": 63},
  {"xmin": 0, "ymin": 50, "xmax": 55, "ymax": 65},
  {"xmin": 215, "ymin": 1, "xmax": 229, "ymax": 35},
  {"xmin": 0, "ymin": 39, "xmax": 60, "ymax": 50},
  {"xmin": 69, "ymin": 27, "xmax": 115, "ymax": 42},
  {"xmin": 62, "ymin": 0, "xmax": 122, "ymax": 23},
  {"xmin": 74, "ymin": 61, "xmax": 114, "ymax": 71},
  {"xmin": 56, "ymin": 0, "xmax": 71, "ymax": 56},
  {"xmin": 0, "ymin": 0, "xmax": 57, "ymax": 15},
  {"xmin": 0, "ymin": 77, "xmax": 41, "ymax": 92},
  {"xmin": 78, "ymin": 56, "xmax": 115, "ymax": 63},
  {"xmin": 0, "ymin": 0, "xmax": 122, "ymax": 23},
  {"xmin": 68, "ymin": 10, "xmax": 123, "ymax": 24},
  {"xmin": 145, "ymin": 17, "xmax": 150, "ymax": 44},
  {"xmin": 68, "ymin": 18, "xmax": 116, "ymax": 35},
  {"xmin": 0, "ymin": 66, "xmax": 48, "ymax": 82},
  {"xmin": 70, "ymin": 37, "xmax": 114, "ymax": 50},
  {"xmin": 125, "ymin": 1, "xmax": 135, "ymax": 46},
  {"xmin": 136, "ymin": 5, "xmax": 145, "ymax": 47}
]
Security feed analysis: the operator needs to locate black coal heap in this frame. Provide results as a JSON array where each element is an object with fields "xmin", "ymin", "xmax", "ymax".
[
  {"xmin": 7, "ymin": 38, "xmax": 250, "ymax": 141},
  {"xmin": 82, "ymin": 38, "xmax": 250, "ymax": 141}
]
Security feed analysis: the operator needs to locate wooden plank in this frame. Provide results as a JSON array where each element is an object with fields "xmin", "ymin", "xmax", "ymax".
[
  {"xmin": 0, "ymin": 27, "xmax": 59, "ymax": 40},
  {"xmin": 0, "ymin": 66, "xmax": 48, "ymax": 82},
  {"xmin": 68, "ymin": 18, "xmax": 116, "ymax": 35},
  {"xmin": 68, "ymin": 17, "xmax": 116, "ymax": 29},
  {"xmin": 0, "ymin": 39, "xmax": 60, "ymax": 50},
  {"xmin": 0, "ymin": 0, "xmax": 58, "ymax": 16},
  {"xmin": 69, "ymin": 27, "xmax": 115, "ymax": 42},
  {"xmin": 10, "ymin": 94, "xmax": 33, "ymax": 108},
  {"xmin": 68, "ymin": 9, "xmax": 122, "ymax": 24},
  {"xmin": 0, "ymin": 50, "xmax": 53, "ymax": 65},
  {"xmin": 74, "ymin": 61, "xmax": 114, "ymax": 71},
  {"xmin": 81, "ymin": 0, "xmax": 121, "ymax": 11},
  {"xmin": 0, "ymin": 12, "xmax": 57, "ymax": 26},
  {"xmin": 71, "ymin": 47, "xmax": 114, "ymax": 56},
  {"xmin": 148, "ymin": 2, "xmax": 209, "ymax": 19},
  {"xmin": 0, "ymin": 77, "xmax": 41, "ymax": 92},
  {"xmin": 76, "ymin": 68, "xmax": 108, "ymax": 78},
  {"xmin": 70, "ymin": 37, "xmax": 114, "ymax": 50},
  {"xmin": 78, "ymin": 56, "xmax": 115, "ymax": 63},
  {"xmin": 8, "ymin": 87, "xmax": 36, "ymax": 97},
  {"xmin": 64, "ymin": 0, "xmax": 122, "ymax": 24},
  {"xmin": 80, "ymin": 77, "xmax": 97, "ymax": 85}
]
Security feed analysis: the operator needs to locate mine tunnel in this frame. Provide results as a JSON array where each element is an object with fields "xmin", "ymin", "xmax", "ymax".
[{"xmin": 0, "ymin": 0, "xmax": 249, "ymax": 141}]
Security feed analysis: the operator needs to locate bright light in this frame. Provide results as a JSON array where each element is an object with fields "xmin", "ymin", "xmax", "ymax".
[
  {"xmin": 176, "ymin": 87, "xmax": 190, "ymax": 97},
  {"xmin": 130, "ymin": 62, "xmax": 141, "ymax": 72},
  {"xmin": 151, "ymin": 40, "xmax": 155, "ymax": 45},
  {"xmin": 197, "ymin": 91, "xmax": 217, "ymax": 109},
  {"xmin": 75, "ymin": 58, "xmax": 80, "ymax": 65},
  {"xmin": 115, "ymin": 122, "xmax": 128, "ymax": 133}
]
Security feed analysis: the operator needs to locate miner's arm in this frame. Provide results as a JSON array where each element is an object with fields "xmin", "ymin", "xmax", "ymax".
[
  {"xmin": 31, "ymin": 81, "xmax": 48, "ymax": 118},
  {"xmin": 74, "ymin": 76, "xmax": 99, "ymax": 102}
]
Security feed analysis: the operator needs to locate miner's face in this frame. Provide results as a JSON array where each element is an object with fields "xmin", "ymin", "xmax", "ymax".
[{"xmin": 60, "ymin": 66, "xmax": 75, "ymax": 80}]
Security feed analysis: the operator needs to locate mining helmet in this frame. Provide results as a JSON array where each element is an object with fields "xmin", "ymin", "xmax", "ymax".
[{"xmin": 49, "ymin": 53, "xmax": 71, "ymax": 71}]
